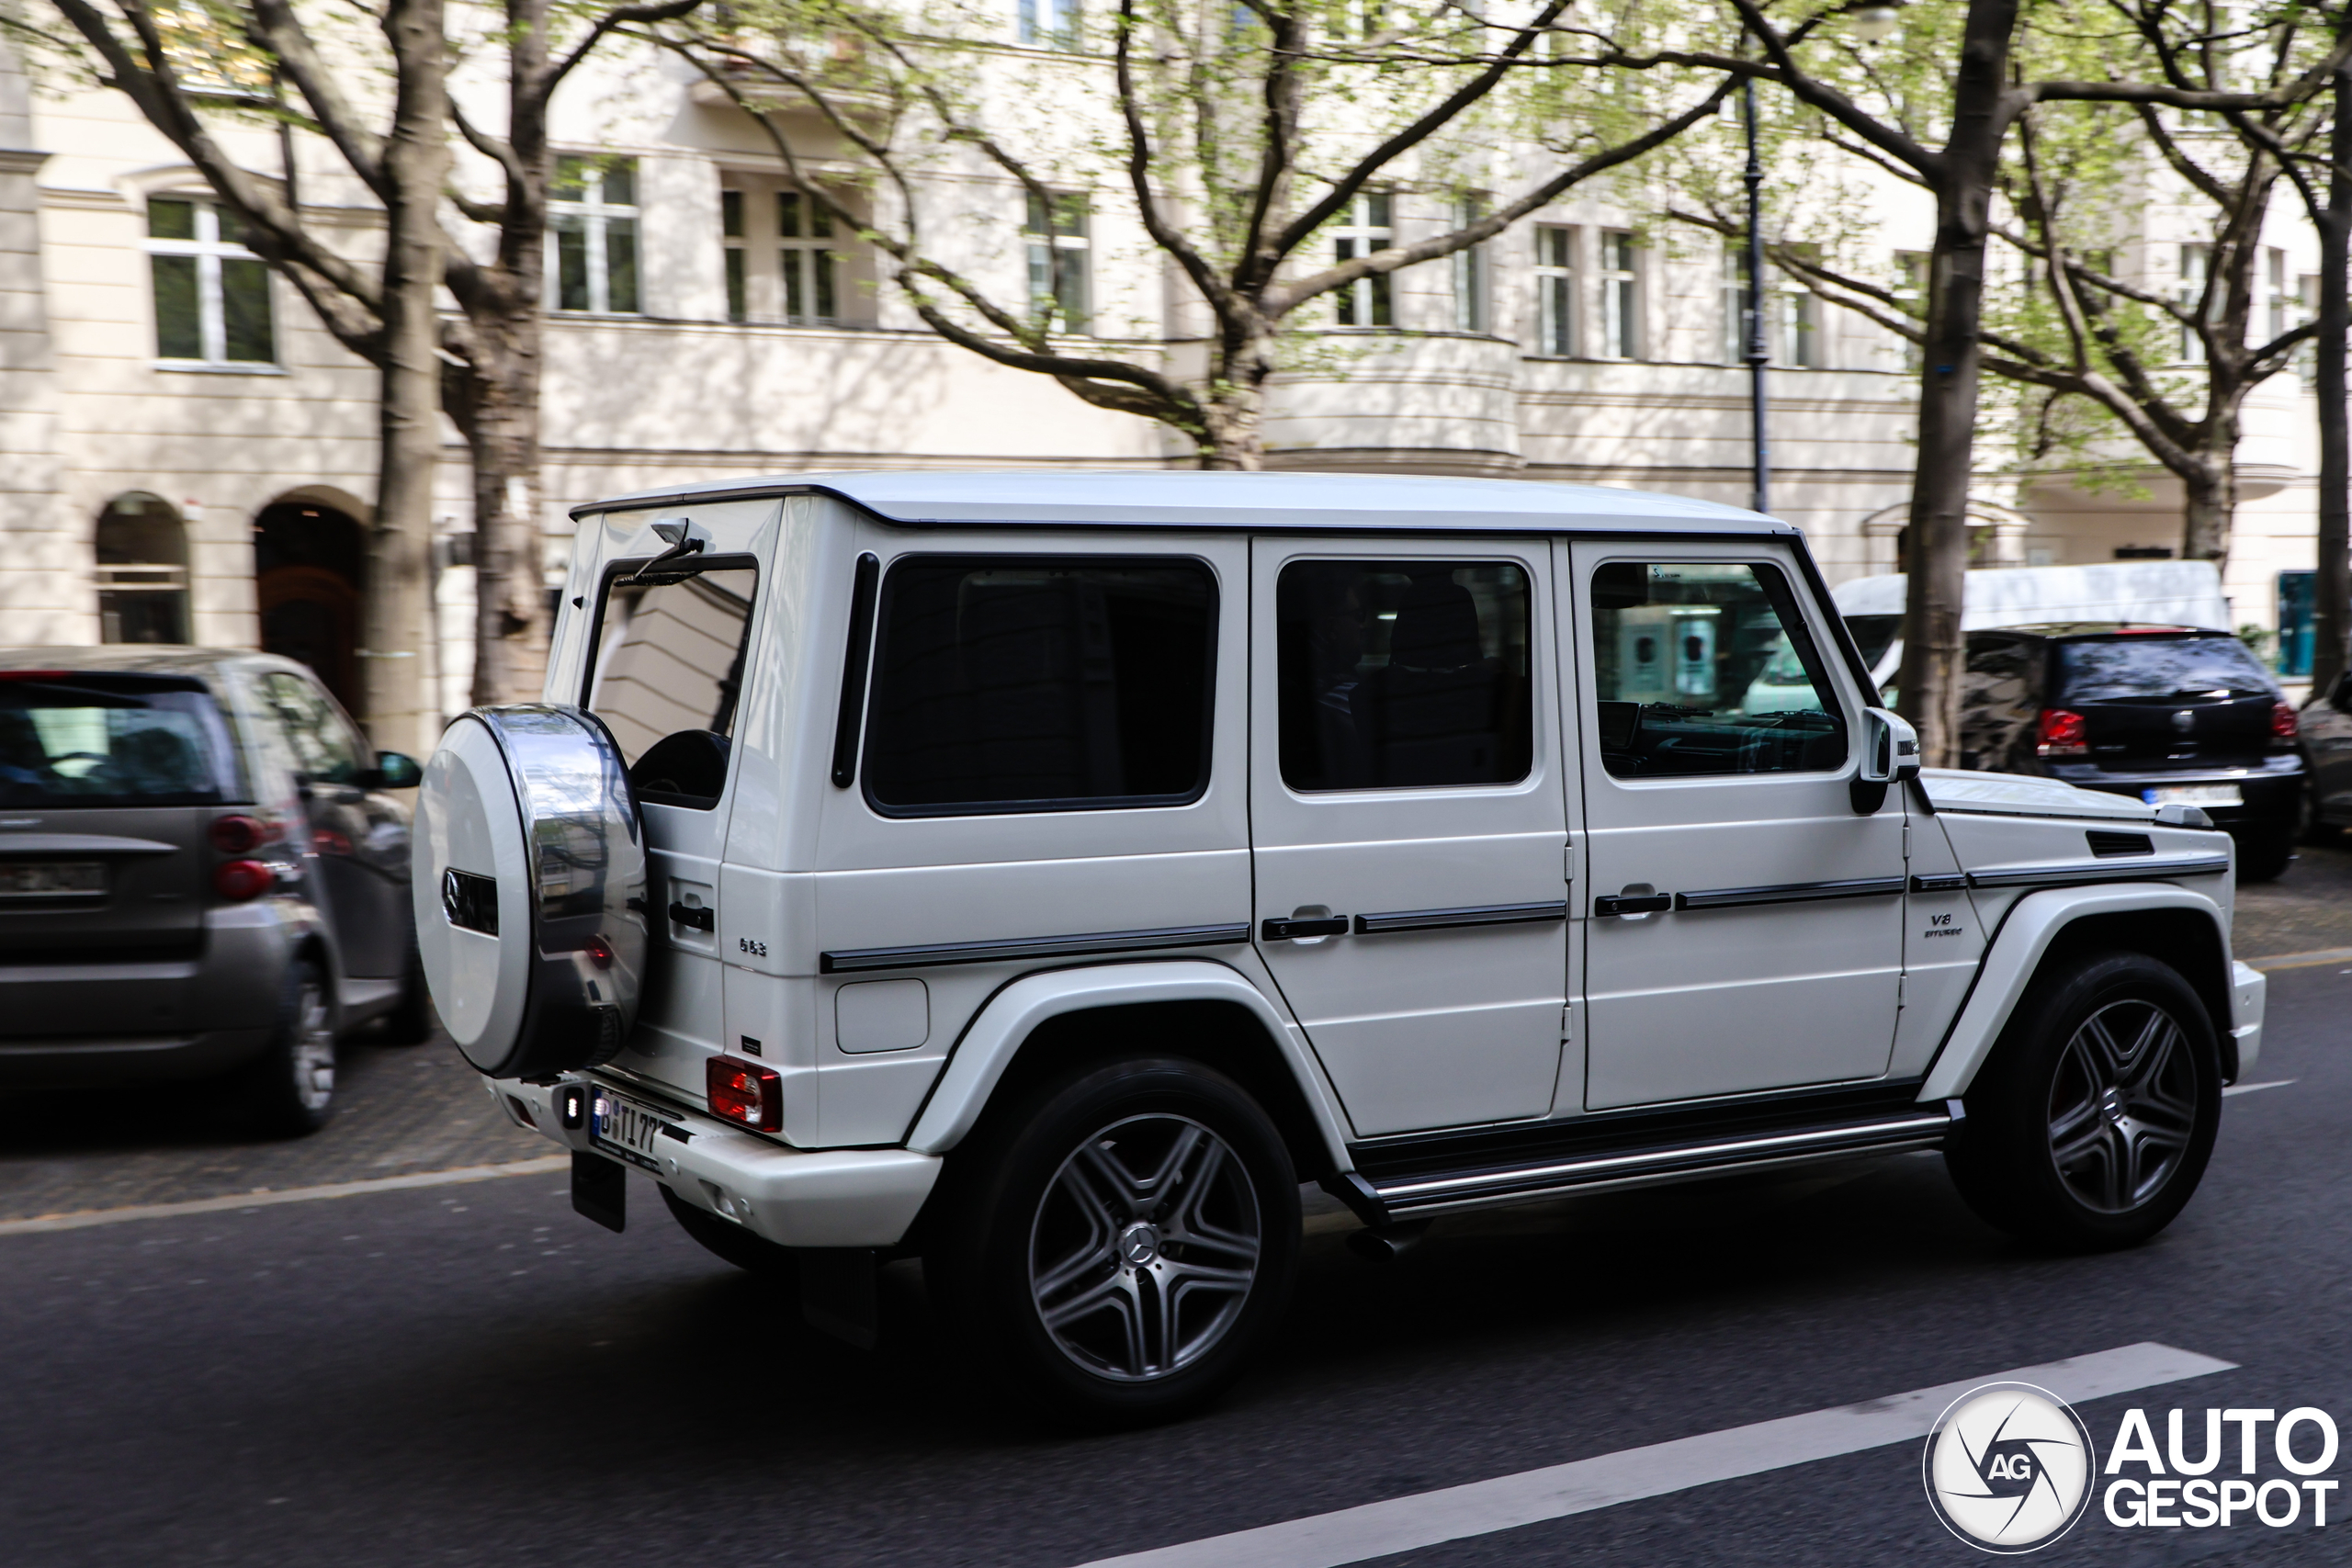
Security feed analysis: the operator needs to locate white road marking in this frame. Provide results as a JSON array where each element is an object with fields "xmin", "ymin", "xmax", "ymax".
[
  {"xmin": 2223, "ymin": 1078, "xmax": 2297, "ymax": 1098},
  {"xmin": 1072, "ymin": 1342, "xmax": 2234, "ymax": 1568},
  {"xmin": 0, "ymin": 1156, "xmax": 570, "ymax": 1236}
]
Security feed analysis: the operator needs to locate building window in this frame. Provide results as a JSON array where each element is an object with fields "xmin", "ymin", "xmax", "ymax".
[
  {"xmin": 2265, "ymin": 246, "xmax": 2288, "ymax": 343},
  {"xmin": 549, "ymin": 156, "xmax": 640, "ymax": 315},
  {"xmin": 1332, "ymin": 192, "xmax": 1393, "ymax": 328},
  {"xmin": 1452, "ymin": 197, "xmax": 1487, "ymax": 333},
  {"xmin": 2178, "ymin": 243, "xmax": 2211, "ymax": 362},
  {"xmin": 1019, "ymin": 0, "xmax": 1080, "ymax": 47},
  {"xmin": 1024, "ymin": 191, "xmax": 1091, "ymax": 333},
  {"xmin": 2301, "ymin": 273, "xmax": 2321, "ymax": 385},
  {"xmin": 95, "ymin": 493, "xmax": 191, "ymax": 644},
  {"xmin": 1600, "ymin": 230, "xmax": 1639, "ymax": 358},
  {"xmin": 722, "ymin": 189, "xmax": 747, "ymax": 323},
  {"xmin": 780, "ymin": 190, "xmax": 838, "ymax": 325},
  {"xmin": 1894, "ymin": 250, "xmax": 1928, "ymax": 371},
  {"xmin": 1773, "ymin": 266, "xmax": 1817, "ymax": 368},
  {"xmin": 1533, "ymin": 226, "xmax": 1574, "ymax": 355},
  {"xmin": 145, "ymin": 196, "xmax": 275, "ymax": 366},
  {"xmin": 1720, "ymin": 244, "xmax": 1746, "ymax": 366}
]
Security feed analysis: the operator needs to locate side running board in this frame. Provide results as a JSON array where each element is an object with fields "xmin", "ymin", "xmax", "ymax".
[{"xmin": 1326, "ymin": 1093, "xmax": 1960, "ymax": 1229}]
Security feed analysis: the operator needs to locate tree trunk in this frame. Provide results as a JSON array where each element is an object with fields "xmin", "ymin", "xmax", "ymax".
[
  {"xmin": 2180, "ymin": 449, "xmax": 2238, "ymax": 566},
  {"xmin": 1196, "ymin": 327, "xmax": 1274, "ymax": 469},
  {"xmin": 463, "ymin": 338, "xmax": 548, "ymax": 705},
  {"xmin": 1894, "ymin": 0, "xmax": 2019, "ymax": 769},
  {"xmin": 359, "ymin": 0, "xmax": 450, "ymax": 758},
  {"xmin": 2314, "ymin": 65, "xmax": 2352, "ymax": 702}
]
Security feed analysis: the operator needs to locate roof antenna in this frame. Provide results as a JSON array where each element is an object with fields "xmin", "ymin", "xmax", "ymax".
[{"xmin": 631, "ymin": 517, "xmax": 705, "ymax": 581}]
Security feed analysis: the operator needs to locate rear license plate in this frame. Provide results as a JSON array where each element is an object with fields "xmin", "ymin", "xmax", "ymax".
[
  {"xmin": 2143, "ymin": 784, "xmax": 2243, "ymax": 807},
  {"xmin": 590, "ymin": 1089, "xmax": 674, "ymax": 1171},
  {"xmin": 0, "ymin": 862, "xmax": 105, "ymax": 897}
]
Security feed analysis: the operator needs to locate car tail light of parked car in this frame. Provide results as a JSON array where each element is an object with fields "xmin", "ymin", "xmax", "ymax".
[
  {"xmin": 707, "ymin": 1055, "xmax": 782, "ymax": 1132},
  {"xmin": 211, "ymin": 859, "xmax": 275, "ymax": 901},
  {"xmin": 207, "ymin": 814, "xmax": 277, "ymax": 854},
  {"xmin": 2038, "ymin": 708, "xmax": 2089, "ymax": 758},
  {"xmin": 2272, "ymin": 701, "xmax": 2300, "ymax": 747}
]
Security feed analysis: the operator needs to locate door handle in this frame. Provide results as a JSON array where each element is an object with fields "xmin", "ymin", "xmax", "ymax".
[
  {"xmin": 1593, "ymin": 893, "xmax": 1672, "ymax": 918},
  {"xmin": 668, "ymin": 900, "xmax": 715, "ymax": 932},
  {"xmin": 1261, "ymin": 915, "xmax": 1351, "ymax": 942}
]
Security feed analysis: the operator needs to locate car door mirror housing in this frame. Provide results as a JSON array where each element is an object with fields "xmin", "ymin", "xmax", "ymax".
[
  {"xmin": 368, "ymin": 751, "xmax": 423, "ymax": 790},
  {"xmin": 1856, "ymin": 707, "xmax": 1921, "ymax": 786}
]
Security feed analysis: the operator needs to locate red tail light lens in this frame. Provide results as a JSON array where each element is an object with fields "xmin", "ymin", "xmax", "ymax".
[
  {"xmin": 707, "ymin": 1055, "xmax": 783, "ymax": 1132},
  {"xmin": 209, "ymin": 814, "xmax": 267, "ymax": 854},
  {"xmin": 2036, "ymin": 708, "xmax": 2088, "ymax": 758},
  {"xmin": 583, "ymin": 936, "xmax": 614, "ymax": 970},
  {"xmin": 2272, "ymin": 701, "xmax": 2301, "ymax": 742},
  {"xmin": 213, "ymin": 859, "xmax": 274, "ymax": 901}
]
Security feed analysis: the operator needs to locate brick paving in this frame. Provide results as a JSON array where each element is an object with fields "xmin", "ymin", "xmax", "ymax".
[{"xmin": 5, "ymin": 838, "xmax": 2346, "ymax": 1224}]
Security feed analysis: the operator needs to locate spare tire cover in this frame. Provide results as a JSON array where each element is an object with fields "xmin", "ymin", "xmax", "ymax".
[{"xmin": 412, "ymin": 705, "xmax": 648, "ymax": 1078}]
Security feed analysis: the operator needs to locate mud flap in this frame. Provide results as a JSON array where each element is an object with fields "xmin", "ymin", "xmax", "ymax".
[{"xmin": 572, "ymin": 1149, "xmax": 626, "ymax": 1233}]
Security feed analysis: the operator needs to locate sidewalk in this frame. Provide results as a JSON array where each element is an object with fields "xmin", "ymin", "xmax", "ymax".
[{"xmin": 2231, "ymin": 838, "xmax": 2352, "ymax": 961}]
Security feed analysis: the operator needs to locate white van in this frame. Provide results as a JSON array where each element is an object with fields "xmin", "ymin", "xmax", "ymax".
[
  {"xmin": 413, "ymin": 473, "xmax": 2264, "ymax": 1425},
  {"xmin": 1834, "ymin": 560, "xmax": 2233, "ymax": 699}
]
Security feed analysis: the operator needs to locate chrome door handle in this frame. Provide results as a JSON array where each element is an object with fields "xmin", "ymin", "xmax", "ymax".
[{"xmin": 1261, "ymin": 915, "xmax": 1351, "ymax": 942}]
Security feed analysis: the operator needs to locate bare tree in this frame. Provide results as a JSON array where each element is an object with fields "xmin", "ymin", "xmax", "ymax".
[{"xmin": 653, "ymin": 0, "xmax": 1728, "ymax": 468}]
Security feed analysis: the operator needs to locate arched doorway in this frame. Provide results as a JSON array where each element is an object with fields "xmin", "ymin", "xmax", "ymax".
[
  {"xmin": 254, "ymin": 501, "xmax": 366, "ymax": 713},
  {"xmin": 95, "ymin": 492, "xmax": 191, "ymax": 644}
]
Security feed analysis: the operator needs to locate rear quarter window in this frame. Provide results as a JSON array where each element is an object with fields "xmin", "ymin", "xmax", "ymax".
[{"xmin": 0, "ymin": 671, "xmax": 243, "ymax": 807}]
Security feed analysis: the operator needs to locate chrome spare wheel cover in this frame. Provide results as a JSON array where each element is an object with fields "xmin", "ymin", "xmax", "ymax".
[
  {"xmin": 291, "ymin": 978, "xmax": 334, "ymax": 1112},
  {"xmin": 2046, "ymin": 998, "xmax": 2199, "ymax": 1213},
  {"xmin": 1028, "ymin": 1114, "xmax": 1262, "ymax": 1382}
]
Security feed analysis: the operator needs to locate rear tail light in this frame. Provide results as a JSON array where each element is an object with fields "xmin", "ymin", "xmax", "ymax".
[
  {"xmin": 707, "ymin": 1055, "xmax": 783, "ymax": 1132},
  {"xmin": 212, "ymin": 859, "xmax": 274, "ymax": 901},
  {"xmin": 2272, "ymin": 701, "xmax": 2301, "ymax": 744},
  {"xmin": 2036, "ymin": 708, "xmax": 2088, "ymax": 758},
  {"xmin": 209, "ymin": 814, "xmax": 270, "ymax": 853}
]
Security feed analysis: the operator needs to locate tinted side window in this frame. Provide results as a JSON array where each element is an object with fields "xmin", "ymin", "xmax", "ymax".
[
  {"xmin": 1277, "ymin": 560, "xmax": 1532, "ymax": 792},
  {"xmin": 1589, "ymin": 561, "xmax": 1846, "ymax": 778},
  {"xmin": 1960, "ymin": 637, "xmax": 2035, "ymax": 771},
  {"xmin": 257, "ymin": 671, "xmax": 364, "ymax": 784},
  {"xmin": 864, "ymin": 557, "xmax": 1216, "ymax": 814}
]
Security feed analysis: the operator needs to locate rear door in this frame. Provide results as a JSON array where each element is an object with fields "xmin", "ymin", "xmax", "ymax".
[
  {"xmin": 1568, "ymin": 541, "xmax": 1905, "ymax": 1110},
  {"xmin": 1248, "ymin": 539, "xmax": 1570, "ymax": 1138},
  {"xmin": 2312, "ymin": 671, "xmax": 2352, "ymax": 823}
]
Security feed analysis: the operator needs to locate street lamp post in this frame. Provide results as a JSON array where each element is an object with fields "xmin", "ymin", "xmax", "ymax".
[{"xmin": 1742, "ymin": 76, "xmax": 1770, "ymax": 517}]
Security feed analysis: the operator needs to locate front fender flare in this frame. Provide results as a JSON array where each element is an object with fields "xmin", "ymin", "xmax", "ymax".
[
  {"xmin": 1917, "ymin": 885, "xmax": 2236, "ymax": 1102},
  {"xmin": 902, "ymin": 959, "xmax": 1355, "ymax": 1168}
]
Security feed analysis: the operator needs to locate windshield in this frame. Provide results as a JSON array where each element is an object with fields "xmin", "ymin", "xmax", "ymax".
[
  {"xmin": 2052, "ymin": 636, "xmax": 2277, "ymax": 703},
  {"xmin": 0, "ymin": 671, "xmax": 243, "ymax": 807}
]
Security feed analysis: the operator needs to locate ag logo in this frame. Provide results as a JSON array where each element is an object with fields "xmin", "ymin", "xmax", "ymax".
[{"xmin": 1923, "ymin": 1382, "xmax": 2097, "ymax": 1552}]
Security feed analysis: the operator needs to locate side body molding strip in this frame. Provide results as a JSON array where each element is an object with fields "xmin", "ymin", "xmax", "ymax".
[
  {"xmin": 1674, "ymin": 876, "xmax": 1907, "ymax": 911},
  {"xmin": 821, "ymin": 921, "xmax": 1250, "ymax": 974},
  {"xmin": 1353, "ymin": 900, "xmax": 1568, "ymax": 934}
]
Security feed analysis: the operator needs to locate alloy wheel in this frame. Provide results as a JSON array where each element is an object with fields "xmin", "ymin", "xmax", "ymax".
[
  {"xmin": 1027, "ymin": 1114, "xmax": 1262, "ymax": 1382},
  {"xmin": 2045, "ymin": 998, "xmax": 2199, "ymax": 1213},
  {"xmin": 290, "ymin": 981, "xmax": 335, "ymax": 1112}
]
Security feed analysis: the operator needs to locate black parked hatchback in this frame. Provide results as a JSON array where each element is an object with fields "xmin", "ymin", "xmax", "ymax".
[{"xmin": 1961, "ymin": 624, "xmax": 2306, "ymax": 879}]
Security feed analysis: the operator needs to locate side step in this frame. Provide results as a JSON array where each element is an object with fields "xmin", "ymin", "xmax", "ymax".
[{"xmin": 1325, "ymin": 1089, "xmax": 1962, "ymax": 1229}]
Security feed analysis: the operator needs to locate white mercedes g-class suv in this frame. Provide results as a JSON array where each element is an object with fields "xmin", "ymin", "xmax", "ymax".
[{"xmin": 415, "ymin": 471, "xmax": 2265, "ymax": 1425}]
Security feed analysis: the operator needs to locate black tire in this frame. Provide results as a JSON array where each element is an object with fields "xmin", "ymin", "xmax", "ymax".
[
  {"xmin": 2234, "ymin": 828, "xmax": 2295, "ymax": 882},
  {"xmin": 925, "ymin": 1056, "xmax": 1300, "ymax": 1429},
  {"xmin": 228, "ymin": 957, "xmax": 337, "ymax": 1137},
  {"xmin": 1945, "ymin": 951, "xmax": 2220, "ymax": 1251},
  {"xmin": 661, "ymin": 1182, "xmax": 799, "ymax": 1278},
  {"xmin": 379, "ymin": 929, "xmax": 436, "ymax": 1045}
]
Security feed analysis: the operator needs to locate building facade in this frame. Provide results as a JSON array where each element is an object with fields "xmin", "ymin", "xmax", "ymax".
[{"xmin": 0, "ymin": 35, "xmax": 2335, "ymax": 757}]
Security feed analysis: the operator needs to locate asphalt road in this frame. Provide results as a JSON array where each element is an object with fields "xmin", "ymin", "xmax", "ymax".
[{"xmin": 6, "ymin": 957, "xmax": 2350, "ymax": 1566}]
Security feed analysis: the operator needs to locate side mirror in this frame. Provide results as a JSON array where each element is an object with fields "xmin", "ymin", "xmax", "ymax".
[
  {"xmin": 368, "ymin": 751, "xmax": 424, "ymax": 790},
  {"xmin": 1857, "ymin": 707, "xmax": 1922, "ymax": 786}
]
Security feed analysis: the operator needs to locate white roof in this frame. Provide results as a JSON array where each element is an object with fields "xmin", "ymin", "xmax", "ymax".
[{"xmin": 571, "ymin": 468, "xmax": 1784, "ymax": 536}]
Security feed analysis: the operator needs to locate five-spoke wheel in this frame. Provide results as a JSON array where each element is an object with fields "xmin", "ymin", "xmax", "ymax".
[
  {"xmin": 928, "ymin": 1056, "xmax": 1298, "ymax": 1427},
  {"xmin": 1948, "ymin": 951, "xmax": 2220, "ymax": 1250}
]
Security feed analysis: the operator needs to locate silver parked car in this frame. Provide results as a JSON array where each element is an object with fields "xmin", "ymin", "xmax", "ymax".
[{"xmin": 0, "ymin": 647, "xmax": 428, "ymax": 1133}]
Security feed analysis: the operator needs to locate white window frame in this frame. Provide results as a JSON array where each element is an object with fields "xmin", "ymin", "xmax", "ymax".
[
  {"xmin": 1332, "ymin": 192, "xmax": 1394, "ymax": 329},
  {"xmin": 144, "ymin": 195, "xmax": 277, "ymax": 368},
  {"xmin": 1023, "ymin": 190, "xmax": 1091, "ymax": 333},
  {"xmin": 1451, "ymin": 197, "xmax": 1488, "ymax": 333},
  {"xmin": 1599, "ymin": 230, "xmax": 1639, "ymax": 359},
  {"xmin": 547, "ymin": 157, "xmax": 641, "ymax": 316},
  {"xmin": 1719, "ymin": 244, "xmax": 1746, "ymax": 367},
  {"xmin": 1019, "ymin": 0, "xmax": 1080, "ymax": 48},
  {"xmin": 1533, "ymin": 225, "xmax": 1575, "ymax": 356},
  {"xmin": 779, "ymin": 190, "xmax": 840, "ymax": 325}
]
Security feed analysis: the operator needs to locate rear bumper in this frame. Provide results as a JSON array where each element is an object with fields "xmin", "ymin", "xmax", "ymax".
[
  {"xmin": 500, "ymin": 1074, "xmax": 942, "ymax": 1249},
  {"xmin": 0, "ymin": 1026, "xmax": 275, "ymax": 1088},
  {"xmin": 2047, "ymin": 761, "xmax": 2304, "ymax": 832},
  {"xmin": 2230, "ymin": 960, "xmax": 2267, "ymax": 1079}
]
